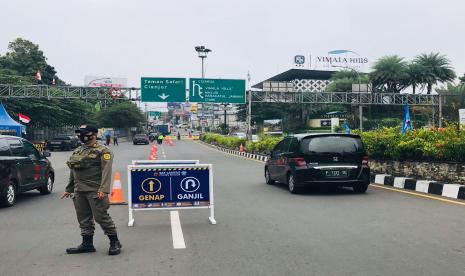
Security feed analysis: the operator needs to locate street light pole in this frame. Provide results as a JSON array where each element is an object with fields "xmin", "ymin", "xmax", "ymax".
[{"xmin": 195, "ymin": 46, "xmax": 212, "ymax": 133}]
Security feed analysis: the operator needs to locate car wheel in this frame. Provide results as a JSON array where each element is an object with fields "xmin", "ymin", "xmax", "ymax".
[
  {"xmin": 287, "ymin": 173, "xmax": 301, "ymax": 194},
  {"xmin": 265, "ymin": 168, "xmax": 275, "ymax": 185},
  {"xmin": 39, "ymin": 175, "xmax": 53, "ymax": 195},
  {"xmin": 353, "ymin": 183, "xmax": 368, "ymax": 194},
  {"xmin": 0, "ymin": 181, "xmax": 16, "ymax": 207}
]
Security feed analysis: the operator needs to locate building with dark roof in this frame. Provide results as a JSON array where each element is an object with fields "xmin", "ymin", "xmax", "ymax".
[{"xmin": 253, "ymin": 69, "xmax": 337, "ymax": 92}]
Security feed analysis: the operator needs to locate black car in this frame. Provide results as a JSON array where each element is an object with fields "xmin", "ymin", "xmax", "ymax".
[
  {"xmin": 0, "ymin": 135, "xmax": 54, "ymax": 207},
  {"xmin": 47, "ymin": 135, "xmax": 81, "ymax": 151},
  {"xmin": 265, "ymin": 133, "xmax": 370, "ymax": 194},
  {"xmin": 133, "ymin": 134, "xmax": 149, "ymax": 145}
]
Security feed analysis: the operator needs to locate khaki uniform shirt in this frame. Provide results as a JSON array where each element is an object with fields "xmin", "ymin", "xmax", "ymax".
[{"xmin": 65, "ymin": 142, "xmax": 113, "ymax": 194}]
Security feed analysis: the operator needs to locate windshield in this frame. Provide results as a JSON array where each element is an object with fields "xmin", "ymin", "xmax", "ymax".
[{"xmin": 301, "ymin": 136, "xmax": 364, "ymax": 154}]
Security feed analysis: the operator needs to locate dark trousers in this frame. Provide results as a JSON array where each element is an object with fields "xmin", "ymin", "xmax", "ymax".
[{"xmin": 73, "ymin": 191, "xmax": 117, "ymax": 236}]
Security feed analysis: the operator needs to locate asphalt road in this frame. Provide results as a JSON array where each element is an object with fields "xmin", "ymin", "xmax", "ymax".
[{"xmin": 1, "ymin": 140, "xmax": 465, "ymax": 276}]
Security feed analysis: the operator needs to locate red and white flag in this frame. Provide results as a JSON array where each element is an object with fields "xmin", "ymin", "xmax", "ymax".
[
  {"xmin": 35, "ymin": 71, "xmax": 42, "ymax": 81},
  {"xmin": 52, "ymin": 78, "xmax": 56, "ymax": 85},
  {"xmin": 19, "ymin": 113, "xmax": 31, "ymax": 124}
]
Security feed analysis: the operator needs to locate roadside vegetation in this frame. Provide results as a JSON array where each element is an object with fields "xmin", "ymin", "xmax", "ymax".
[
  {"xmin": 0, "ymin": 38, "xmax": 145, "ymax": 134},
  {"xmin": 202, "ymin": 125, "xmax": 465, "ymax": 162}
]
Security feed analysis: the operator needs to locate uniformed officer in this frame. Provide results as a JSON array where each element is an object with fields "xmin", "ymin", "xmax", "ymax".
[{"xmin": 61, "ymin": 125, "xmax": 122, "ymax": 255}]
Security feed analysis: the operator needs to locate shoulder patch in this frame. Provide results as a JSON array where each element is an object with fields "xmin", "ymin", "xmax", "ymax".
[{"xmin": 103, "ymin": 153, "xmax": 112, "ymax": 160}]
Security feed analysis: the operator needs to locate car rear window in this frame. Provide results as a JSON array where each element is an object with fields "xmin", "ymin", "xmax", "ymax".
[
  {"xmin": 301, "ymin": 136, "xmax": 364, "ymax": 154},
  {"xmin": 0, "ymin": 138, "xmax": 11, "ymax": 156}
]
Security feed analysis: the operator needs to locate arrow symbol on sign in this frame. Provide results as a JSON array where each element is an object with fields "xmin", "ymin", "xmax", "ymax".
[{"xmin": 158, "ymin": 93, "xmax": 170, "ymax": 100}]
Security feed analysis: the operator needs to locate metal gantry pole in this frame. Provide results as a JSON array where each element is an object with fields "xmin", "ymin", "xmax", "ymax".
[
  {"xmin": 439, "ymin": 95, "xmax": 443, "ymax": 128},
  {"xmin": 359, "ymin": 105, "xmax": 363, "ymax": 131},
  {"xmin": 247, "ymin": 90, "xmax": 252, "ymax": 137}
]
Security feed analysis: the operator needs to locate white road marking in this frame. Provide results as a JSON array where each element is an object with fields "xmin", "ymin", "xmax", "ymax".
[
  {"xmin": 161, "ymin": 145, "xmax": 167, "ymax": 159},
  {"xmin": 170, "ymin": 211, "xmax": 186, "ymax": 249}
]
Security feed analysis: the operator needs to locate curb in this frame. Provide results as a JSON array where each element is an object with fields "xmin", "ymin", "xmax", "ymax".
[
  {"xmin": 371, "ymin": 173, "xmax": 465, "ymax": 200},
  {"xmin": 199, "ymin": 141, "xmax": 269, "ymax": 162}
]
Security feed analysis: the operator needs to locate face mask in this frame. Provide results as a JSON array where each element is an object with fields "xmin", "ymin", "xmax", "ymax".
[{"xmin": 79, "ymin": 134, "xmax": 93, "ymax": 144}]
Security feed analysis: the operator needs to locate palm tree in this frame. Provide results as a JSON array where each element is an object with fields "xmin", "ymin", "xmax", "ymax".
[
  {"xmin": 406, "ymin": 63, "xmax": 425, "ymax": 94},
  {"xmin": 414, "ymin": 53, "xmax": 456, "ymax": 94},
  {"xmin": 370, "ymin": 55, "xmax": 408, "ymax": 93}
]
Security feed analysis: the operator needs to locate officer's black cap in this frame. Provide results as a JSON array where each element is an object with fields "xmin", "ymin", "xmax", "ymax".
[{"xmin": 75, "ymin": 125, "xmax": 98, "ymax": 135}]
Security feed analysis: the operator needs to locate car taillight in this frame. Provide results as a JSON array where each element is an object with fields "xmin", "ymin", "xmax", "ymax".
[
  {"xmin": 293, "ymin": 157, "xmax": 307, "ymax": 167},
  {"xmin": 362, "ymin": 155, "xmax": 369, "ymax": 166}
]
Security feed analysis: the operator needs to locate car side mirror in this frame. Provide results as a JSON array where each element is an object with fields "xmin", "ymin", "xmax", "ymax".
[{"xmin": 43, "ymin": 151, "xmax": 51, "ymax": 157}]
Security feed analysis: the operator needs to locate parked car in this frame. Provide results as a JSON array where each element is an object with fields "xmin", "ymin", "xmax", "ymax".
[
  {"xmin": 0, "ymin": 135, "xmax": 54, "ymax": 207},
  {"xmin": 264, "ymin": 133, "xmax": 370, "ymax": 194},
  {"xmin": 47, "ymin": 135, "xmax": 81, "ymax": 151},
  {"xmin": 133, "ymin": 134, "xmax": 150, "ymax": 145},
  {"xmin": 231, "ymin": 132, "xmax": 247, "ymax": 139}
]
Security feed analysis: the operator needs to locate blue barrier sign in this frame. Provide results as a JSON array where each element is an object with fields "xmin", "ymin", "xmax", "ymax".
[{"xmin": 127, "ymin": 164, "xmax": 216, "ymax": 226}]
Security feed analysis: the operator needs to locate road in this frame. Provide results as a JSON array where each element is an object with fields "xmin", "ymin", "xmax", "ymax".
[{"xmin": 1, "ymin": 140, "xmax": 465, "ymax": 276}]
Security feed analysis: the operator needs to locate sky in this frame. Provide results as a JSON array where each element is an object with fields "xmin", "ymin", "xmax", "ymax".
[{"xmin": 1, "ymin": 0, "xmax": 464, "ymax": 88}]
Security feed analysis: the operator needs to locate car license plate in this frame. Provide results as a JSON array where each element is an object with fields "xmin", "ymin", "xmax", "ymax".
[{"xmin": 324, "ymin": 170, "xmax": 347, "ymax": 177}]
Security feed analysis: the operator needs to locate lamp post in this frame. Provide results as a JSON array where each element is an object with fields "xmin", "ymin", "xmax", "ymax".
[
  {"xmin": 331, "ymin": 65, "xmax": 363, "ymax": 131},
  {"xmin": 195, "ymin": 46, "xmax": 212, "ymax": 133}
]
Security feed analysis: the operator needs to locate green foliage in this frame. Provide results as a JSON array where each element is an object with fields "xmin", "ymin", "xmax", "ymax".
[
  {"xmin": 370, "ymin": 55, "xmax": 409, "ymax": 93},
  {"xmin": 0, "ymin": 38, "xmax": 64, "ymax": 85},
  {"xmin": 218, "ymin": 123, "xmax": 229, "ymax": 135},
  {"xmin": 96, "ymin": 101, "xmax": 145, "ymax": 128},
  {"xmin": 2, "ymin": 98, "xmax": 95, "ymax": 127},
  {"xmin": 202, "ymin": 133, "xmax": 282, "ymax": 153},
  {"xmin": 414, "ymin": 52, "xmax": 456, "ymax": 94},
  {"xmin": 326, "ymin": 70, "xmax": 369, "ymax": 92},
  {"xmin": 358, "ymin": 127, "xmax": 465, "ymax": 162}
]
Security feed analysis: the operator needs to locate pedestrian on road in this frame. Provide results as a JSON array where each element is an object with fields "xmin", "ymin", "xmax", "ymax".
[
  {"xmin": 157, "ymin": 134, "xmax": 164, "ymax": 145},
  {"xmin": 62, "ymin": 125, "xmax": 122, "ymax": 255},
  {"xmin": 105, "ymin": 134, "xmax": 111, "ymax": 146},
  {"xmin": 113, "ymin": 135, "xmax": 118, "ymax": 146},
  {"xmin": 177, "ymin": 132, "xmax": 181, "ymax": 141}
]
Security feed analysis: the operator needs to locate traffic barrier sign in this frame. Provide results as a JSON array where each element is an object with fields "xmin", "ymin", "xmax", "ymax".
[{"xmin": 127, "ymin": 164, "xmax": 216, "ymax": 226}]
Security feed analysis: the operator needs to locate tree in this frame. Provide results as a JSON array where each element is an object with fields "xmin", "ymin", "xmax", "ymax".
[
  {"xmin": 0, "ymin": 38, "xmax": 64, "ymax": 85},
  {"xmin": 406, "ymin": 63, "xmax": 425, "ymax": 94},
  {"xmin": 459, "ymin": 73, "xmax": 465, "ymax": 84},
  {"xmin": 414, "ymin": 53, "xmax": 456, "ymax": 94},
  {"xmin": 370, "ymin": 55, "xmax": 408, "ymax": 93},
  {"xmin": 96, "ymin": 101, "xmax": 146, "ymax": 129},
  {"xmin": 326, "ymin": 70, "xmax": 369, "ymax": 92}
]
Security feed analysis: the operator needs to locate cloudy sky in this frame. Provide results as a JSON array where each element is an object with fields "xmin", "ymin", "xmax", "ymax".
[{"xmin": 1, "ymin": 0, "xmax": 464, "ymax": 87}]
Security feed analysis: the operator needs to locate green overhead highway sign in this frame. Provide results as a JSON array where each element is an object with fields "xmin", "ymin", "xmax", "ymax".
[
  {"xmin": 149, "ymin": 111, "xmax": 162, "ymax": 117},
  {"xmin": 141, "ymin": 77, "xmax": 186, "ymax": 102},
  {"xmin": 189, "ymin": 78, "xmax": 246, "ymax": 104}
]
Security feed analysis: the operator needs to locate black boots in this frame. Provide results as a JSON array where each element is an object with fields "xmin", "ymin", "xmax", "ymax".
[
  {"xmin": 66, "ymin": 235, "xmax": 96, "ymax": 254},
  {"xmin": 108, "ymin": 235, "xmax": 122, "ymax": 255}
]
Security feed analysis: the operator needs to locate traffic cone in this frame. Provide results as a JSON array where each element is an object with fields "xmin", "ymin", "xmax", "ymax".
[
  {"xmin": 239, "ymin": 144, "xmax": 244, "ymax": 153},
  {"xmin": 166, "ymin": 136, "xmax": 174, "ymax": 146},
  {"xmin": 110, "ymin": 171, "xmax": 127, "ymax": 205}
]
